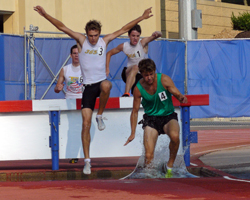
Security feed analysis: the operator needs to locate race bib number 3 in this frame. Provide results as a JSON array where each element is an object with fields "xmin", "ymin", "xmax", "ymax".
[
  {"xmin": 98, "ymin": 47, "xmax": 104, "ymax": 56},
  {"xmin": 158, "ymin": 91, "xmax": 167, "ymax": 101}
]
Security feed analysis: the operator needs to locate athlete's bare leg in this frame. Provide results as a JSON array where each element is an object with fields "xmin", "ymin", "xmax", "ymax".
[
  {"xmin": 97, "ymin": 80, "xmax": 112, "ymax": 115},
  {"xmin": 163, "ymin": 119, "xmax": 180, "ymax": 168},
  {"xmin": 143, "ymin": 126, "xmax": 159, "ymax": 167},
  {"xmin": 81, "ymin": 108, "xmax": 93, "ymax": 159},
  {"xmin": 125, "ymin": 65, "xmax": 139, "ymax": 94}
]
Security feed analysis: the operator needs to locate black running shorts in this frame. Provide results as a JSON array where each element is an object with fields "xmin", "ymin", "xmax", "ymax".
[
  {"xmin": 139, "ymin": 112, "xmax": 178, "ymax": 135},
  {"xmin": 81, "ymin": 81, "xmax": 102, "ymax": 111},
  {"xmin": 121, "ymin": 67, "xmax": 142, "ymax": 95}
]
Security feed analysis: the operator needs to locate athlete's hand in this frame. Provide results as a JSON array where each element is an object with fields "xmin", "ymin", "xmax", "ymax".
[
  {"xmin": 179, "ymin": 95, "xmax": 188, "ymax": 104},
  {"xmin": 152, "ymin": 31, "xmax": 162, "ymax": 38},
  {"xmin": 55, "ymin": 83, "xmax": 64, "ymax": 93},
  {"xmin": 34, "ymin": 6, "xmax": 46, "ymax": 17},
  {"xmin": 57, "ymin": 83, "xmax": 64, "ymax": 91},
  {"xmin": 106, "ymin": 68, "xmax": 110, "ymax": 78},
  {"xmin": 124, "ymin": 134, "xmax": 135, "ymax": 146},
  {"xmin": 142, "ymin": 7, "xmax": 153, "ymax": 20}
]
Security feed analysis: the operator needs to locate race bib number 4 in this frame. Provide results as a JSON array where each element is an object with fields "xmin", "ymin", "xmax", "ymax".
[{"xmin": 158, "ymin": 91, "xmax": 167, "ymax": 101}]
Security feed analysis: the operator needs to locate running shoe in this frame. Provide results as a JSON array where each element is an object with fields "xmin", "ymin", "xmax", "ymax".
[
  {"xmin": 165, "ymin": 168, "xmax": 173, "ymax": 178},
  {"xmin": 162, "ymin": 164, "xmax": 173, "ymax": 178},
  {"xmin": 96, "ymin": 116, "xmax": 106, "ymax": 131},
  {"xmin": 83, "ymin": 161, "xmax": 91, "ymax": 174},
  {"xmin": 122, "ymin": 93, "xmax": 130, "ymax": 97}
]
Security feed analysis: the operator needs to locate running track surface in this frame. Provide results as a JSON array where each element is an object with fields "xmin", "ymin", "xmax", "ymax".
[{"xmin": 1, "ymin": 129, "xmax": 250, "ymax": 200}]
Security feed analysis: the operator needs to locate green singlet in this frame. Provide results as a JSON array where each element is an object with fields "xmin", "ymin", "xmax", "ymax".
[{"xmin": 136, "ymin": 73, "xmax": 174, "ymax": 116}]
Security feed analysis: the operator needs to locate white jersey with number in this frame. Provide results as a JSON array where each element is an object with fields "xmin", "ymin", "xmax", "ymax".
[
  {"xmin": 79, "ymin": 37, "xmax": 106, "ymax": 84},
  {"xmin": 123, "ymin": 40, "xmax": 147, "ymax": 67},
  {"xmin": 63, "ymin": 64, "xmax": 83, "ymax": 99}
]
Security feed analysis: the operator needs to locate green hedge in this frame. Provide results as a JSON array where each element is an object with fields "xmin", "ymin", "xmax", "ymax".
[{"xmin": 231, "ymin": 12, "xmax": 250, "ymax": 31}]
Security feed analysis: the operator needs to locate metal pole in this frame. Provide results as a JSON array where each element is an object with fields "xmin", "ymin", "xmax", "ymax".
[
  {"xmin": 181, "ymin": 105, "xmax": 191, "ymax": 166},
  {"xmin": 179, "ymin": 0, "xmax": 192, "ymax": 40},
  {"xmin": 40, "ymin": 55, "xmax": 70, "ymax": 99},
  {"xmin": 31, "ymin": 44, "xmax": 57, "ymax": 79},
  {"xmin": 24, "ymin": 27, "xmax": 27, "ymax": 100},
  {"xmin": 191, "ymin": 0, "xmax": 198, "ymax": 39},
  {"xmin": 49, "ymin": 111, "xmax": 60, "ymax": 170},
  {"xmin": 179, "ymin": 0, "xmax": 198, "ymax": 40},
  {"xmin": 184, "ymin": 40, "xmax": 188, "ymax": 95},
  {"xmin": 29, "ymin": 25, "xmax": 35, "ymax": 99}
]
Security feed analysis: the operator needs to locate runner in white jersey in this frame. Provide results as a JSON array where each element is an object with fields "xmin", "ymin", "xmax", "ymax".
[
  {"xmin": 34, "ymin": 5, "xmax": 153, "ymax": 175},
  {"xmin": 79, "ymin": 37, "xmax": 106, "ymax": 84},
  {"xmin": 63, "ymin": 63, "xmax": 83, "ymax": 98},
  {"xmin": 55, "ymin": 45, "xmax": 83, "ymax": 164},
  {"xmin": 106, "ymin": 24, "xmax": 162, "ymax": 97},
  {"xmin": 55, "ymin": 45, "xmax": 83, "ymax": 99}
]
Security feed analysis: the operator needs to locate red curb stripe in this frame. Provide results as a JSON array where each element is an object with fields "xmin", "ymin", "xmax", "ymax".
[{"xmin": 0, "ymin": 100, "xmax": 32, "ymax": 113}]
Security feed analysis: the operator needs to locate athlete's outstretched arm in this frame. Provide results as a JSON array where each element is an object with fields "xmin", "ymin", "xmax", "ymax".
[
  {"xmin": 104, "ymin": 7, "xmax": 153, "ymax": 45},
  {"xmin": 54, "ymin": 68, "xmax": 65, "ymax": 93},
  {"xmin": 140, "ymin": 31, "xmax": 162, "ymax": 48},
  {"xmin": 106, "ymin": 43, "xmax": 123, "ymax": 77},
  {"xmin": 161, "ymin": 74, "xmax": 188, "ymax": 104},
  {"xmin": 124, "ymin": 86, "xmax": 141, "ymax": 146},
  {"xmin": 34, "ymin": 6, "xmax": 85, "ymax": 46}
]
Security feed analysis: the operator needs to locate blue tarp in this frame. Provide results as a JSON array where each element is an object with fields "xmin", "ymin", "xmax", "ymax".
[
  {"xmin": 34, "ymin": 38, "xmax": 77, "ymax": 99},
  {"xmin": 0, "ymin": 35, "xmax": 185, "ymax": 100},
  {"xmin": 33, "ymin": 37, "xmax": 185, "ymax": 99},
  {"xmin": 187, "ymin": 40, "xmax": 250, "ymax": 118},
  {"xmin": 3, "ymin": 34, "xmax": 250, "ymax": 118},
  {"xmin": 0, "ymin": 35, "xmax": 25, "ymax": 100}
]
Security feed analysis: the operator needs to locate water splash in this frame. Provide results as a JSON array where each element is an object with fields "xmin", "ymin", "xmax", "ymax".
[{"xmin": 122, "ymin": 134, "xmax": 198, "ymax": 179}]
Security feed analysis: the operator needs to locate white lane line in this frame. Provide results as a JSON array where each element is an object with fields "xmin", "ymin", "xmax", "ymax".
[
  {"xmin": 223, "ymin": 176, "xmax": 250, "ymax": 183},
  {"xmin": 193, "ymin": 144, "xmax": 249, "ymax": 155}
]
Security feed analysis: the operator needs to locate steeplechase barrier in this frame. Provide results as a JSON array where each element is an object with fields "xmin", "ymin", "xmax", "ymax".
[{"xmin": 0, "ymin": 95, "xmax": 209, "ymax": 170}]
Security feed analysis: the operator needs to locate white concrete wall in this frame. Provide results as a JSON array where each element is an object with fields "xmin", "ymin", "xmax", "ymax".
[{"xmin": 0, "ymin": 107, "xmax": 182, "ymax": 161}]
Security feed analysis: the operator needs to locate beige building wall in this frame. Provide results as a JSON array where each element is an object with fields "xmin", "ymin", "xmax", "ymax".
[
  {"xmin": 0, "ymin": 0, "xmax": 161, "ymax": 37},
  {"xmin": 161, "ymin": 0, "xmax": 179, "ymax": 38},
  {"xmin": 0, "ymin": 0, "xmax": 15, "ymax": 12},
  {"xmin": 2, "ymin": 0, "xmax": 250, "ymax": 39},
  {"xmin": 197, "ymin": 0, "xmax": 250, "ymax": 39},
  {"xmin": 162, "ymin": 0, "xmax": 250, "ymax": 39}
]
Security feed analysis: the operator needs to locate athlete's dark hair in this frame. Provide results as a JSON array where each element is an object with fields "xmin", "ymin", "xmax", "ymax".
[
  {"xmin": 138, "ymin": 58, "xmax": 156, "ymax": 74},
  {"xmin": 85, "ymin": 20, "xmax": 102, "ymax": 34},
  {"xmin": 128, "ymin": 24, "xmax": 141, "ymax": 35},
  {"xmin": 70, "ymin": 45, "xmax": 78, "ymax": 54}
]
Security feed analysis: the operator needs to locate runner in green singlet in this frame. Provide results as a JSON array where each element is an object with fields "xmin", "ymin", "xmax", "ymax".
[{"xmin": 124, "ymin": 58, "xmax": 187, "ymax": 178}]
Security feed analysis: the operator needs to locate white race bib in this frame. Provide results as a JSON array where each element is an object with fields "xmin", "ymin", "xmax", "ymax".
[{"xmin": 158, "ymin": 91, "xmax": 167, "ymax": 101}]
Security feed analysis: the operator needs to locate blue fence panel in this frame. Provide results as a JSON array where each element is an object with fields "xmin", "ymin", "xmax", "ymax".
[
  {"xmin": 0, "ymin": 35, "xmax": 185, "ymax": 102},
  {"xmin": 0, "ymin": 35, "xmax": 5, "ymax": 100},
  {"xmin": 155, "ymin": 40, "xmax": 185, "ymax": 93},
  {"xmin": 34, "ymin": 37, "xmax": 77, "ymax": 99},
  {"xmin": 188, "ymin": 40, "xmax": 250, "ymax": 118},
  {"xmin": 108, "ymin": 38, "xmax": 185, "ymax": 96},
  {"xmin": 2, "ymin": 35, "xmax": 250, "ymax": 118},
  {"xmin": 0, "ymin": 35, "xmax": 25, "ymax": 100},
  {"xmin": 34, "ymin": 37, "xmax": 185, "ymax": 98}
]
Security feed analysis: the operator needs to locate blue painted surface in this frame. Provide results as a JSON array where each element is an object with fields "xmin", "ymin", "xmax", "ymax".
[
  {"xmin": 181, "ymin": 106, "xmax": 191, "ymax": 166},
  {"xmin": 49, "ymin": 111, "xmax": 59, "ymax": 170}
]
